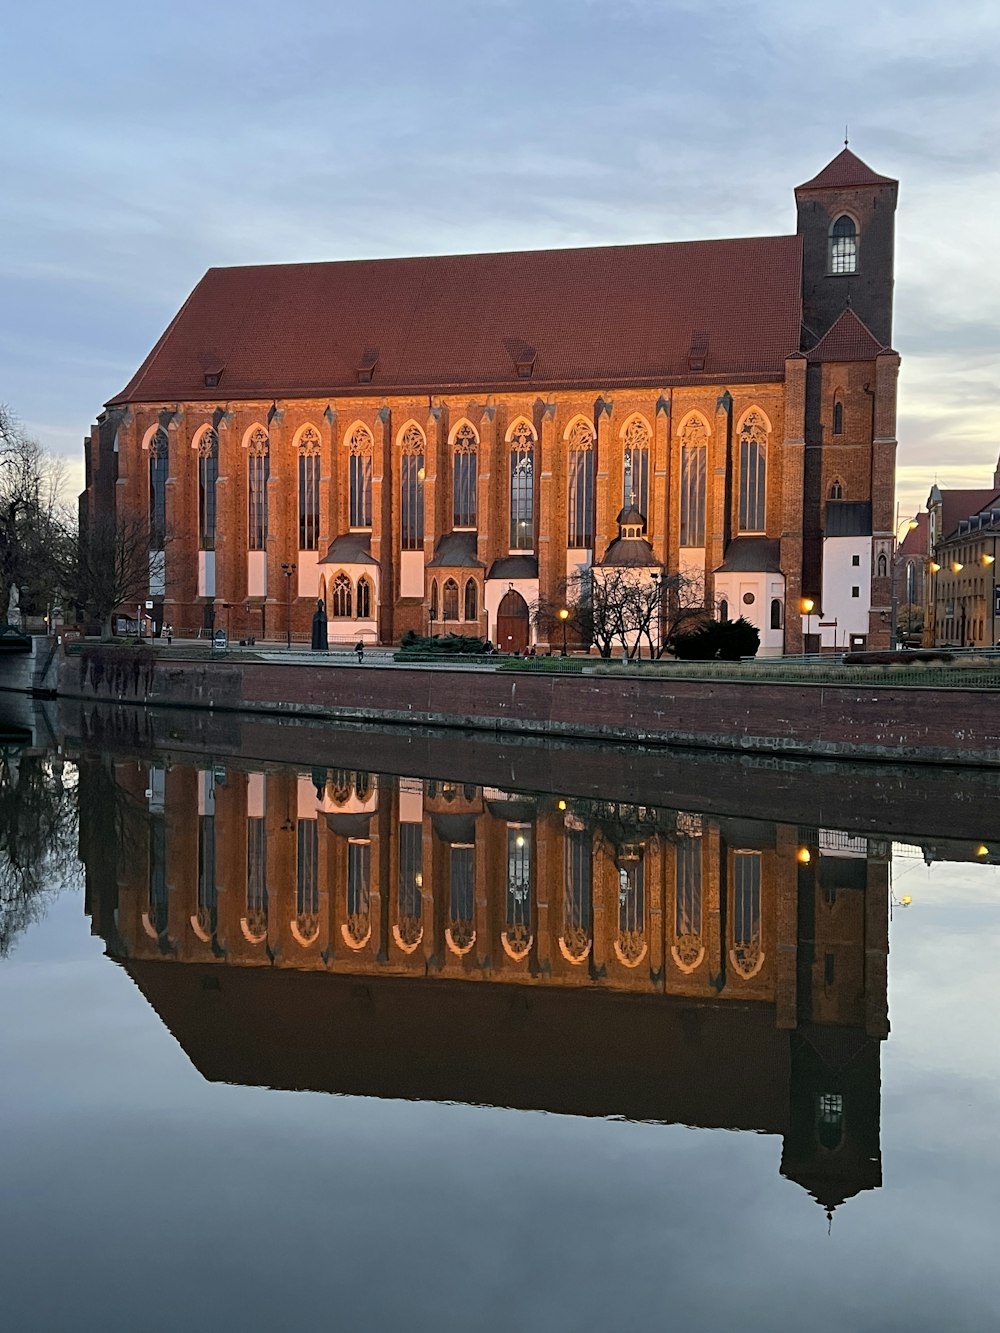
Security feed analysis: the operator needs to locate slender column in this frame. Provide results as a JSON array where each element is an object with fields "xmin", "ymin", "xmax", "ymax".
[{"xmin": 781, "ymin": 355, "xmax": 807, "ymax": 653}]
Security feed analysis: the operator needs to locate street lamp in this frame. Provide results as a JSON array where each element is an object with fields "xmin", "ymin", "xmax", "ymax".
[
  {"xmin": 800, "ymin": 597, "xmax": 814, "ymax": 657},
  {"xmin": 558, "ymin": 607, "xmax": 570, "ymax": 657},
  {"xmin": 281, "ymin": 562, "xmax": 296, "ymax": 647}
]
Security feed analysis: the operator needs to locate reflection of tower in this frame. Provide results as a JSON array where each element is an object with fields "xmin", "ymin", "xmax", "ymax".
[{"xmin": 780, "ymin": 1029, "xmax": 882, "ymax": 1218}]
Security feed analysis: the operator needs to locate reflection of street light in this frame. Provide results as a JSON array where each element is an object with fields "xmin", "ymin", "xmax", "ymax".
[
  {"xmin": 558, "ymin": 607, "xmax": 569, "ymax": 656},
  {"xmin": 281, "ymin": 562, "xmax": 296, "ymax": 647},
  {"xmin": 800, "ymin": 597, "xmax": 814, "ymax": 657}
]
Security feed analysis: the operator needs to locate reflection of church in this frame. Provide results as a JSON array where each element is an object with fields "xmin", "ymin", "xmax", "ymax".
[{"xmin": 81, "ymin": 754, "xmax": 889, "ymax": 1217}]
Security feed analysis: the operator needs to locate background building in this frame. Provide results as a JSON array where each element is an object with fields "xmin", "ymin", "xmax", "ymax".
[
  {"xmin": 924, "ymin": 459, "xmax": 1000, "ymax": 646},
  {"xmin": 81, "ymin": 148, "xmax": 900, "ymax": 653}
]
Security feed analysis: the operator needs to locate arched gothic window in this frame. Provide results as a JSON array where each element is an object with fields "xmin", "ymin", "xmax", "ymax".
[
  {"xmin": 560, "ymin": 823, "xmax": 592, "ymax": 963},
  {"xmin": 294, "ymin": 818, "xmax": 319, "ymax": 945},
  {"xmin": 829, "ymin": 478, "xmax": 844, "ymax": 500},
  {"xmin": 452, "ymin": 423, "xmax": 478, "ymax": 529},
  {"xmin": 244, "ymin": 814, "xmax": 268, "ymax": 944},
  {"xmin": 730, "ymin": 850, "xmax": 763, "ymax": 978},
  {"xmin": 770, "ymin": 598, "xmax": 784, "ymax": 630},
  {"xmin": 343, "ymin": 839, "xmax": 372, "ymax": 949},
  {"xmin": 679, "ymin": 418, "xmax": 708, "ymax": 547},
  {"xmin": 442, "ymin": 578, "xmax": 459, "ymax": 621},
  {"xmin": 348, "ymin": 425, "xmax": 373, "ymax": 529},
  {"xmin": 197, "ymin": 428, "xmax": 218, "ymax": 551},
  {"xmin": 394, "ymin": 822, "xmax": 423, "ymax": 953},
  {"xmin": 464, "ymin": 577, "xmax": 478, "ymax": 622},
  {"xmin": 148, "ymin": 428, "xmax": 169, "ymax": 551},
  {"xmin": 503, "ymin": 825, "xmax": 533, "ymax": 960},
  {"xmin": 298, "ymin": 426, "xmax": 321, "ymax": 551},
  {"xmin": 196, "ymin": 805, "xmax": 217, "ymax": 941},
  {"xmin": 833, "ymin": 400, "xmax": 844, "ymax": 436},
  {"xmin": 829, "ymin": 215, "xmax": 858, "ymax": 274},
  {"xmin": 738, "ymin": 412, "xmax": 768, "ymax": 533},
  {"xmin": 719, "ymin": 598, "xmax": 729, "ymax": 622},
  {"xmin": 509, "ymin": 421, "xmax": 535, "ymax": 550},
  {"xmin": 622, "ymin": 417, "xmax": 651, "ymax": 522},
  {"xmin": 672, "ymin": 826, "xmax": 704, "ymax": 973},
  {"xmin": 566, "ymin": 419, "xmax": 595, "ymax": 548},
  {"xmin": 331, "ymin": 573, "xmax": 353, "ymax": 618},
  {"xmin": 446, "ymin": 845, "xmax": 476, "ymax": 955},
  {"xmin": 147, "ymin": 813, "xmax": 168, "ymax": 940},
  {"xmin": 356, "ymin": 576, "xmax": 372, "ymax": 619},
  {"xmin": 615, "ymin": 847, "xmax": 646, "ymax": 967},
  {"xmin": 247, "ymin": 427, "xmax": 270, "ymax": 551},
  {"xmin": 400, "ymin": 423, "xmax": 425, "ymax": 551}
]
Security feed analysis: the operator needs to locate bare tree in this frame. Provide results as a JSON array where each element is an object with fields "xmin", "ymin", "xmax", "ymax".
[
  {"xmin": 0, "ymin": 750, "xmax": 79, "ymax": 957},
  {"xmin": 70, "ymin": 511, "xmax": 162, "ymax": 640}
]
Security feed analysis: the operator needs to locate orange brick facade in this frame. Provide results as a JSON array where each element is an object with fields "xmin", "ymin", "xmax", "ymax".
[{"xmin": 81, "ymin": 149, "xmax": 900, "ymax": 652}]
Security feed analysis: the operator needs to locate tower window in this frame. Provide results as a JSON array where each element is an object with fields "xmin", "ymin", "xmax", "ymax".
[
  {"xmin": 833, "ymin": 400, "xmax": 844, "ymax": 435},
  {"xmin": 829, "ymin": 215, "xmax": 858, "ymax": 274}
]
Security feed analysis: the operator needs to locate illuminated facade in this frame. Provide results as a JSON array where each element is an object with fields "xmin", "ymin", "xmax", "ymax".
[{"xmin": 81, "ymin": 148, "xmax": 900, "ymax": 653}]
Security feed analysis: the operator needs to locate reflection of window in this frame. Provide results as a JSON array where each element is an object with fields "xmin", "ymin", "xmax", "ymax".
[
  {"xmin": 245, "ymin": 816, "xmax": 268, "ymax": 943},
  {"xmin": 561, "ymin": 826, "xmax": 592, "ymax": 963},
  {"xmin": 348, "ymin": 426, "xmax": 373, "ymax": 529},
  {"xmin": 503, "ymin": 825, "xmax": 533, "ymax": 958},
  {"xmin": 817, "ymin": 1092, "xmax": 844, "ymax": 1150},
  {"xmin": 295, "ymin": 819, "xmax": 319, "ymax": 944},
  {"xmin": 395, "ymin": 822, "xmax": 423, "ymax": 952},
  {"xmin": 148, "ymin": 815, "xmax": 168, "ymax": 937},
  {"xmin": 442, "ymin": 578, "xmax": 459, "ymax": 621},
  {"xmin": 197, "ymin": 812, "xmax": 217, "ymax": 939},
  {"xmin": 567, "ymin": 420, "xmax": 595, "ymax": 548},
  {"xmin": 453, "ymin": 423, "xmax": 478, "ymax": 528},
  {"xmin": 731, "ymin": 850, "xmax": 763, "ymax": 978},
  {"xmin": 673, "ymin": 831, "xmax": 703, "ymax": 972},
  {"xmin": 247, "ymin": 428, "xmax": 270, "ymax": 551},
  {"xmin": 615, "ymin": 847, "xmax": 646, "ymax": 966},
  {"xmin": 400, "ymin": 423, "xmax": 425, "ymax": 550},
  {"xmin": 829, "ymin": 215, "xmax": 857, "ymax": 274},
  {"xmin": 509, "ymin": 424, "xmax": 535, "ymax": 550},
  {"xmin": 345, "ymin": 840, "xmax": 371, "ymax": 949},
  {"xmin": 447, "ymin": 845, "xmax": 476, "ymax": 955}
]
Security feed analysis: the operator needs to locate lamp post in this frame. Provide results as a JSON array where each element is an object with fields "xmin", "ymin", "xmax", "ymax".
[
  {"xmin": 558, "ymin": 607, "xmax": 569, "ymax": 657},
  {"xmin": 281, "ymin": 562, "xmax": 296, "ymax": 648},
  {"xmin": 800, "ymin": 597, "xmax": 814, "ymax": 658}
]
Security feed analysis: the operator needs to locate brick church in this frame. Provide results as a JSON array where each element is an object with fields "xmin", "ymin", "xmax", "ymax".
[{"xmin": 81, "ymin": 146, "xmax": 900, "ymax": 652}]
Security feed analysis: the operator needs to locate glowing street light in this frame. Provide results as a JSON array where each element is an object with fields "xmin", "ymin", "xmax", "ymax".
[{"xmin": 558, "ymin": 607, "xmax": 570, "ymax": 656}]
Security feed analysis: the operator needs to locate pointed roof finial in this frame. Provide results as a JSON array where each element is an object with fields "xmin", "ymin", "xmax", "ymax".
[{"xmin": 844, "ymin": 123, "xmax": 849, "ymax": 148}]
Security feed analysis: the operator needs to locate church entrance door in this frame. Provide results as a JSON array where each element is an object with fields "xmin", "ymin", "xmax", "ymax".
[{"xmin": 496, "ymin": 589, "xmax": 529, "ymax": 654}]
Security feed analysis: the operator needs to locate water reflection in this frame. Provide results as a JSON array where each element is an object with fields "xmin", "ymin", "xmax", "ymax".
[{"xmin": 80, "ymin": 752, "xmax": 891, "ymax": 1219}]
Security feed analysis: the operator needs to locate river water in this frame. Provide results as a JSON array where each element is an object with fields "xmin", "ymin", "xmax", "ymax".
[{"xmin": 1, "ymin": 704, "xmax": 998, "ymax": 1332}]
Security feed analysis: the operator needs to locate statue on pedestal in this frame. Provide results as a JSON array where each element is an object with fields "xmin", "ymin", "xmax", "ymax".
[{"xmin": 311, "ymin": 598, "xmax": 328, "ymax": 651}]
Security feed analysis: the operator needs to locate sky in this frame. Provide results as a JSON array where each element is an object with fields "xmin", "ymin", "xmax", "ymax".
[{"xmin": 2, "ymin": 0, "xmax": 999, "ymax": 522}]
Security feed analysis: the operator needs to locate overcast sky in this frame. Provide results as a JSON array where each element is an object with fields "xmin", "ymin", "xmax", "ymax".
[{"xmin": 3, "ymin": 0, "xmax": 999, "ymax": 520}]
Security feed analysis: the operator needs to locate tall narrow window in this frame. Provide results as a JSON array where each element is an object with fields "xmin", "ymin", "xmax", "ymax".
[
  {"xmin": 452, "ymin": 423, "xmax": 478, "ymax": 529},
  {"xmin": 829, "ymin": 478, "xmax": 844, "ymax": 500},
  {"xmin": 622, "ymin": 417, "xmax": 650, "ymax": 521},
  {"xmin": 447, "ymin": 845, "xmax": 476, "ymax": 955},
  {"xmin": 509, "ymin": 421, "xmax": 535, "ymax": 550},
  {"xmin": 616, "ymin": 847, "xmax": 646, "ymax": 966},
  {"xmin": 770, "ymin": 598, "xmax": 783, "ymax": 630},
  {"xmin": 731, "ymin": 850, "xmax": 763, "ymax": 978},
  {"xmin": 296, "ymin": 818, "xmax": 319, "ymax": 943},
  {"xmin": 396, "ymin": 822, "xmax": 423, "ymax": 951},
  {"xmin": 400, "ymin": 423, "xmax": 425, "ymax": 550},
  {"xmin": 673, "ymin": 825, "xmax": 703, "ymax": 972},
  {"xmin": 561, "ymin": 824, "xmax": 592, "ymax": 963},
  {"xmin": 566, "ymin": 419, "xmax": 595, "ymax": 547},
  {"xmin": 331, "ymin": 573, "xmax": 352, "ymax": 617},
  {"xmin": 298, "ymin": 426, "xmax": 321, "ymax": 550},
  {"xmin": 149, "ymin": 428, "xmax": 168, "ymax": 551},
  {"xmin": 442, "ymin": 578, "xmax": 459, "ymax": 621},
  {"xmin": 348, "ymin": 425, "xmax": 373, "ymax": 529},
  {"xmin": 247, "ymin": 427, "xmax": 270, "ymax": 551},
  {"xmin": 679, "ymin": 419, "xmax": 707, "ymax": 547},
  {"xmin": 198, "ymin": 428, "xmax": 218, "ymax": 551},
  {"xmin": 345, "ymin": 840, "xmax": 371, "ymax": 948},
  {"xmin": 832, "ymin": 400, "xmax": 844, "ymax": 436},
  {"xmin": 464, "ymin": 578, "xmax": 477, "ymax": 622},
  {"xmin": 829, "ymin": 215, "xmax": 858, "ymax": 274},
  {"xmin": 356, "ymin": 576, "xmax": 372, "ymax": 619},
  {"xmin": 738, "ymin": 412, "xmax": 768, "ymax": 533},
  {"xmin": 504, "ymin": 825, "xmax": 533, "ymax": 960},
  {"xmin": 245, "ymin": 815, "xmax": 268, "ymax": 943}
]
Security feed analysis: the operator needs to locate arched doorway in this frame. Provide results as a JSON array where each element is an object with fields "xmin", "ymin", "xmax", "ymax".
[{"xmin": 496, "ymin": 588, "xmax": 529, "ymax": 654}]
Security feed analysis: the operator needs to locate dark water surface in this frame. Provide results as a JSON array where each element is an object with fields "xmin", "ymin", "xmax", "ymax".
[{"xmin": 1, "ymin": 705, "xmax": 998, "ymax": 1332}]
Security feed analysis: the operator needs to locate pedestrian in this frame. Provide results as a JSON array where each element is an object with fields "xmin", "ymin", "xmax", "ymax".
[
  {"xmin": 355, "ymin": 639, "xmax": 365, "ymax": 663},
  {"xmin": 165, "ymin": 623, "xmax": 173, "ymax": 646}
]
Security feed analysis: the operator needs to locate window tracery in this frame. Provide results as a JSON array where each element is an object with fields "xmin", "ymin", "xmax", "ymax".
[
  {"xmin": 622, "ymin": 416, "xmax": 651, "ymax": 520},
  {"xmin": 294, "ymin": 818, "xmax": 320, "ymax": 945},
  {"xmin": 442, "ymin": 578, "xmax": 459, "ymax": 621},
  {"xmin": 394, "ymin": 822, "xmax": 424, "ymax": 953},
  {"xmin": 348, "ymin": 424, "xmax": 373, "ymax": 529},
  {"xmin": 503, "ymin": 825, "xmax": 533, "ymax": 960},
  {"xmin": 244, "ymin": 814, "xmax": 268, "ymax": 944},
  {"xmin": 738, "ymin": 411, "xmax": 768, "ymax": 533},
  {"xmin": 453, "ymin": 422, "xmax": 478, "ymax": 529},
  {"xmin": 331, "ymin": 572, "xmax": 353, "ymax": 618},
  {"xmin": 614, "ymin": 846, "xmax": 647, "ymax": 967},
  {"xmin": 148, "ymin": 428, "xmax": 169, "ymax": 551},
  {"xmin": 197, "ymin": 428, "xmax": 218, "ymax": 551},
  {"xmin": 560, "ymin": 824, "xmax": 592, "ymax": 963},
  {"xmin": 298, "ymin": 426, "xmax": 321, "ymax": 551},
  {"xmin": 730, "ymin": 850, "xmax": 764, "ymax": 978},
  {"xmin": 400, "ymin": 423, "xmax": 425, "ymax": 550},
  {"xmin": 446, "ymin": 845, "xmax": 476, "ymax": 955},
  {"xmin": 356, "ymin": 576, "xmax": 372, "ymax": 619},
  {"xmin": 672, "ymin": 827, "xmax": 704, "ymax": 972},
  {"xmin": 509, "ymin": 423, "xmax": 536, "ymax": 550},
  {"xmin": 247, "ymin": 427, "xmax": 270, "ymax": 551},
  {"xmin": 679, "ymin": 418, "xmax": 708, "ymax": 547},
  {"xmin": 464, "ymin": 577, "xmax": 478, "ymax": 622},
  {"xmin": 567, "ymin": 418, "xmax": 595, "ymax": 548},
  {"xmin": 343, "ymin": 839, "xmax": 372, "ymax": 949}
]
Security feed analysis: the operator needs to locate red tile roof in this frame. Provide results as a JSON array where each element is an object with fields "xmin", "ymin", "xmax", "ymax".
[
  {"xmin": 806, "ymin": 308, "xmax": 887, "ymax": 362},
  {"xmin": 796, "ymin": 148, "xmax": 897, "ymax": 192},
  {"xmin": 897, "ymin": 512, "xmax": 928, "ymax": 558},
  {"xmin": 940, "ymin": 489, "xmax": 1000, "ymax": 541},
  {"xmin": 109, "ymin": 235, "xmax": 804, "ymax": 405}
]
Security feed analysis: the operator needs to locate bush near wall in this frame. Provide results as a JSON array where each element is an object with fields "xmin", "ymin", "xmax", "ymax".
[
  {"xmin": 670, "ymin": 617, "xmax": 761, "ymax": 661},
  {"xmin": 395, "ymin": 631, "xmax": 494, "ymax": 660}
]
